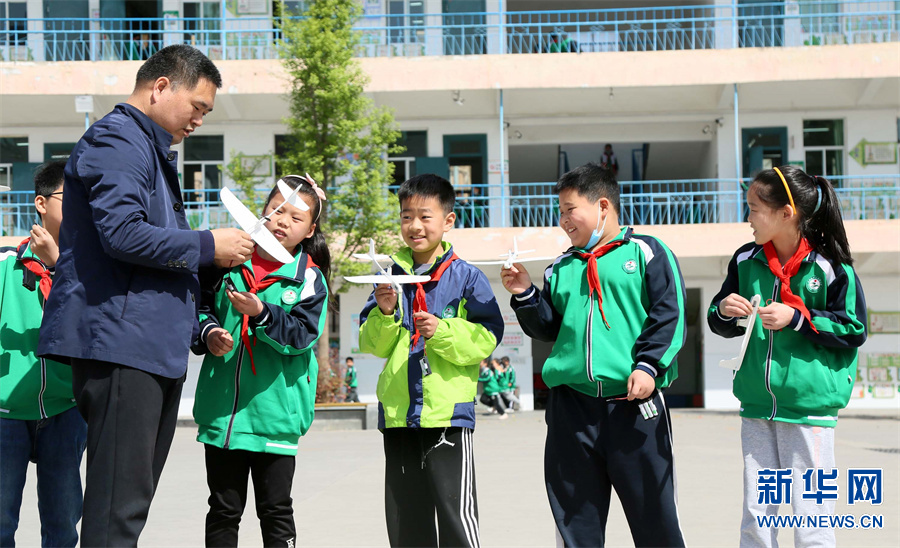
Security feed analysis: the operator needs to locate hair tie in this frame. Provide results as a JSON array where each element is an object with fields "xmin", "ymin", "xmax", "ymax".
[
  {"xmin": 302, "ymin": 173, "xmax": 327, "ymax": 203},
  {"xmin": 812, "ymin": 176, "xmax": 823, "ymax": 214},
  {"xmin": 291, "ymin": 173, "xmax": 325, "ymax": 223},
  {"xmin": 773, "ymin": 167, "xmax": 796, "ymax": 214}
]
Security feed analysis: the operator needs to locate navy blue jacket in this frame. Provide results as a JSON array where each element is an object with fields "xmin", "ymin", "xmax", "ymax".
[{"xmin": 38, "ymin": 103, "xmax": 215, "ymax": 378}]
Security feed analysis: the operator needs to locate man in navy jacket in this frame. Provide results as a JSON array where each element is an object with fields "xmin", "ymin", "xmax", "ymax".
[{"xmin": 38, "ymin": 45, "xmax": 253, "ymax": 546}]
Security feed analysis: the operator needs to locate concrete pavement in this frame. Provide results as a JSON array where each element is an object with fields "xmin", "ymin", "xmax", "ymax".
[{"xmin": 13, "ymin": 408, "xmax": 900, "ymax": 547}]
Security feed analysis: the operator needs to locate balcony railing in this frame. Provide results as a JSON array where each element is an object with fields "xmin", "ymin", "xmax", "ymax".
[
  {"xmin": 0, "ymin": 1, "xmax": 896, "ymax": 62},
  {"xmin": 2, "ymin": 176, "xmax": 896, "ymax": 237}
]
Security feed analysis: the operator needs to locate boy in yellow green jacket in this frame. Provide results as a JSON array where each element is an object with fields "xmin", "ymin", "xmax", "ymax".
[{"xmin": 359, "ymin": 174, "xmax": 503, "ymax": 547}]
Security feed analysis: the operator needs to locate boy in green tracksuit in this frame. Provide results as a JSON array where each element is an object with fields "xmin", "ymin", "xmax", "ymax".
[
  {"xmin": 359, "ymin": 174, "xmax": 504, "ymax": 548},
  {"xmin": 0, "ymin": 161, "xmax": 87, "ymax": 548},
  {"xmin": 345, "ymin": 357, "xmax": 359, "ymax": 402},
  {"xmin": 192, "ymin": 175, "xmax": 329, "ymax": 547},
  {"xmin": 501, "ymin": 163, "xmax": 686, "ymax": 547}
]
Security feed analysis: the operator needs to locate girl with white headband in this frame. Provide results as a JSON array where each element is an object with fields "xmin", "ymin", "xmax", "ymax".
[{"xmin": 193, "ymin": 174, "xmax": 331, "ymax": 547}]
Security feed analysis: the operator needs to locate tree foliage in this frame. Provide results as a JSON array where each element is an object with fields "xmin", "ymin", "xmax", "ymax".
[
  {"xmin": 277, "ymin": 0, "xmax": 402, "ymax": 294},
  {"xmin": 276, "ymin": 0, "xmax": 403, "ymax": 394},
  {"xmin": 224, "ymin": 151, "xmax": 269, "ymax": 217}
]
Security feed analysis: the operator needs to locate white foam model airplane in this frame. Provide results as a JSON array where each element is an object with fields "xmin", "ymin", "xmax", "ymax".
[
  {"xmin": 220, "ymin": 180, "xmax": 308, "ymax": 264},
  {"xmin": 0, "ymin": 185, "xmax": 10, "ymax": 192},
  {"xmin": 719, "ymin": 294, "xmax": 762, "ymax": 371},
  {"xmin": 343, "ymin": 239, "xmax": 430, "ymax": 293},
  {"xmin": 469, "ymin": 236, "xmax": 557, "ymax": 269}
]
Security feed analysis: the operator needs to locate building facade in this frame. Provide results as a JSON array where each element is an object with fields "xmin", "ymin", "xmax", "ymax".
[{"xmin": 2, "ymin": 0, "xmax": 898, "ymax": 413}]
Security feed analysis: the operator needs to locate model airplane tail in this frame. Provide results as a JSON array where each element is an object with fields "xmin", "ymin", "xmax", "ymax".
[
  {"xmin": 220, "ymin": 187, "xmax": 295, "ymax": 264},
  {"xmin": 719, "ymin": 294, "xmax": 762, "ymax": 371}
]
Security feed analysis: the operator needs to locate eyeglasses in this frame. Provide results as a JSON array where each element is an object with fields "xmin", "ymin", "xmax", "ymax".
[{"xmin": 43, "ymin": 191, "xmax": 63, "ymax": 199}]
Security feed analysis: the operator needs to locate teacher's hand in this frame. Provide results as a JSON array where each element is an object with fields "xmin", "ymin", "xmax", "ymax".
[{"xmin": 211, "ymin": 228, "xmax": 253, "ymax": 267}]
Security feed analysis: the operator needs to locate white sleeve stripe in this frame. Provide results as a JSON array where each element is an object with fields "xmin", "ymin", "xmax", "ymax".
[
  {"xmin": 637, "ymin": 361, "xmax": 658, "ymax": 377},
  {"xmin": 812, "ymin": 254, "xmax": 837, "ymax": 285},
  {"xmin": 200, "ymin": 322, "xmax": 217, "ymax": 342},
  {"xmin": 299, "ymin": 268, "xmax": 318, "ymax": 301},
  {"xmin": 632, "ymin": 237, "xmax": 655, "ymax": 264},
  {"xmin": 514, "ymin": 288, "xmax": 536, "ymax": 301}
]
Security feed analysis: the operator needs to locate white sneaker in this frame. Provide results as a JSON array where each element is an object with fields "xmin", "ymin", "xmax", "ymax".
[{"xmin": 498, "ymin": 413, "xmax": 509, "ymax": 420}]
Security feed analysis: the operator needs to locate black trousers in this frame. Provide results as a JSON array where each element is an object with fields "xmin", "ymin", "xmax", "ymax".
[
  {"xmin": 71, "ymin": 358, "xmax": 184, "ymax": 547},
  {"xmin": 544, "ymin": 385, "xmax": 685, "ymax": 548},
  {"xmin": 478, "ymin": 393, "xmax": 505, "ymax": 415},
  {"xmin": 204, "ymin": 445, "xmax": 296, "ymax": 548},
  {"xmin": 383, "ymin": 427, "xmax": 480, "ymax": 548}
]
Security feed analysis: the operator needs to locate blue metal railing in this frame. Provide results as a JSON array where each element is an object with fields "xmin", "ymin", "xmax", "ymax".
[
  {"xmin": 1, "ymin": 1, "xmax": 896, "ymax": 62},
  {"xmin": 3, "ymin": 176, "xmax": 896, "ymax": 236}
]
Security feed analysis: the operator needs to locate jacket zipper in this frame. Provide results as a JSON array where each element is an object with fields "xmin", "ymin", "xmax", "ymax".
[
  {"xmin": 38, "ymin": 357, "xmax": 48, "ymax": 419},
  {"xmin": 223, "ymin": 342, "xmax": 245, "ymax": 449},
  {"xmin": 764, "ymin": 281, "xmax": 779, "ymax": 420}
]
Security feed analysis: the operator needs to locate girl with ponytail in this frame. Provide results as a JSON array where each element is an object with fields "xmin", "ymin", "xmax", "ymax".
[
  {"xmin": 192, "ymin": 174, "xmax": 330, "ymax": 546},
  {"xmin": 707, "ymin": 165, "xmax": 867, "ymax": 547}
]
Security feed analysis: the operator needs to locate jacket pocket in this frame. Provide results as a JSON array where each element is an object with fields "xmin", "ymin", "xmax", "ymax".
[{"xmin": 774, "ymin": 338, "xmax": 841, "ymax": 414}]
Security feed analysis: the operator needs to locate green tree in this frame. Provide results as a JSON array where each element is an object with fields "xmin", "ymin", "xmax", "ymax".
[
  {"xmin": 277, "ymin": 0, "xmax": 402, "ymax": 386},
  {"xmin": 224, "ymin": 151, "xmax": 270, "ymax": 217}
]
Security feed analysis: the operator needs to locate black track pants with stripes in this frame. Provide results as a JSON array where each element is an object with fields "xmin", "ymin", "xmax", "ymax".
[
  {"xmin": 383, "ymin": 427, "xmax": 480, "ymax": 548},
  {"xmin": 545, "ymin": 385, "xmax": 686, "ymax": 548}
]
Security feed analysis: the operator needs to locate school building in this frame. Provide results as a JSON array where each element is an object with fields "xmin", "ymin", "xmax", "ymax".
[{"xmin": 1, "ymin": 0, "xmax": 898, "ymax": 413}]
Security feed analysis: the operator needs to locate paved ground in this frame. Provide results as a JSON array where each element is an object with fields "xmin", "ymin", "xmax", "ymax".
[{"xmin": 13, "ymin": 408, "xmax": 900, "ymax": 547}]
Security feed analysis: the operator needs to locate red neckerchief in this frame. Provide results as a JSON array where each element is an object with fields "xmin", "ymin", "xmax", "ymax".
[
  {"xmin": 576, "ymin": 239, "xmax": 627, "ymax": 329},
  {"xmin": 763, "ymin": 239, "xmax": 819, "ymax": 333},
  {"xmin": 411, "ymin": 252, "xmax": 458, "ymax": 348},
  {"xmin": 235, "ymin": 252, "xmax": 305, "ymax": 375},
  {"xmin": 19, "ymin": 238, "xmax": 52, "ymax": 301}
]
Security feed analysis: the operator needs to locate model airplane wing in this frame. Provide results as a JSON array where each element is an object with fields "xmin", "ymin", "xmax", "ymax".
[
  {"xmin": 276, "ymin": 179, "xmax": 310, "ymax": 211},
  {"xmin": 344, "ymin": 274, "xmax": 431, "ymax": 285},
  {"xmin": 0, "ymin": 185, "xmax": 10, "ymax": 192},
  {"xmin": 221, "ymin": 187, "xmax": 296, "ymax": 264},
  {"xmin": 351, "ymin": 238, "xmax": 392, "ymax": 263},
  {"xmin": 352, "ymin": 252, "xmax": 392, "ymax": 262},
  {"xmin": 719, "ymin": 294, "xmax": 761, "ymax": 371},
  {"xmin": 470, "ymin": 256, "xmax": 557, "ymax": 266}
]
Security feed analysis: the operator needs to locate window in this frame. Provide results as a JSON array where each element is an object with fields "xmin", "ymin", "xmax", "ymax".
[
  {"xmin": 43, "ymin": 142, "xmax": 75, "ymax": 162},
  {"xmin": 0, "ymin": 2, "xmax": 27, "ymax": 46},
  {"xmin": 183, "ymin": 135, "xmax": 224, "ymax": 204},
  {"xmin": 803, "ymin": 120, "xmax": 844, "ymax": 178},
  {"xmin": 0, "ymin": 137, "xmax": 28, "ymax": 189},
  {"xmin": 274, "ymin": 134, "xmax": 297, "ymax": 179},
  {"xmin": 388, "ymin": 0, "xmax": 425, "ymax": 44},
  {"xmin": 799, "ymin": 1, "xmax": 840, "ymax": 35},
  {"xmin": 389, "ymin": 131, "xmax": 427, "ymax": 186},
  {"xmin": 276, "ymin": 1, "xmax": 311, "ymax": 16},
  {"xmin": 184, "ymin": 1, "xmax": 221, "ymax": 47}
]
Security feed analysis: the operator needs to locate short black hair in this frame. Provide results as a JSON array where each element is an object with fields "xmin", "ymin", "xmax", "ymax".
[
  {"xmin": 135, "ymin": 45, "xmax": 222, "ymax": 90},
  {"xmin": 34, "ymin": 160, "xmax": 66, "ymax": 197},
  {"xmin": 346, "ymin": 357, "xmax": 354, "ymax": 363},
  {"xmin": 554, "ymin": 162, "xmax": 620, "ymax": 213},
  {"xmin": 398, "ymin": 173, "xmax": 455, "ymax": 215}
]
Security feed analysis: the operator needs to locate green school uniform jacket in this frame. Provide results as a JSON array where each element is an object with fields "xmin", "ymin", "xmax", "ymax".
[
  {"xmin": 359, "ymin": 242, "xmax": 504, "ymax": 429},
  {"xmin": 0, "ymin": 241, "xmax": 76, "ymax": 420},
  {"xmin": 500, "ymin": 367, "xmax": 517, "ymax": 392},
  {"xmin": 478, "ymin": 367, "xmax": 502, "ymax": 396},
  {"xmin": 708, "ymin": 243, "xmax": 867, "ymax": 428},
  {"xmin": 346, "ymin": 365, "xmax": 358, "ymax": 388},
  {"xmin": 192, "ymin": 252, "xmax": 328, "ymax": 456},
  {"xmin": 512, "ymin": 227, "xmax": 687, "ymax": 398}
]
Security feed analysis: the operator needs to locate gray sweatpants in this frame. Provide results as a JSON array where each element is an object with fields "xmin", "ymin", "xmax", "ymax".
[{"xmin": 740, "ymin": 417, "xmax": 836, "ymax": 548}]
